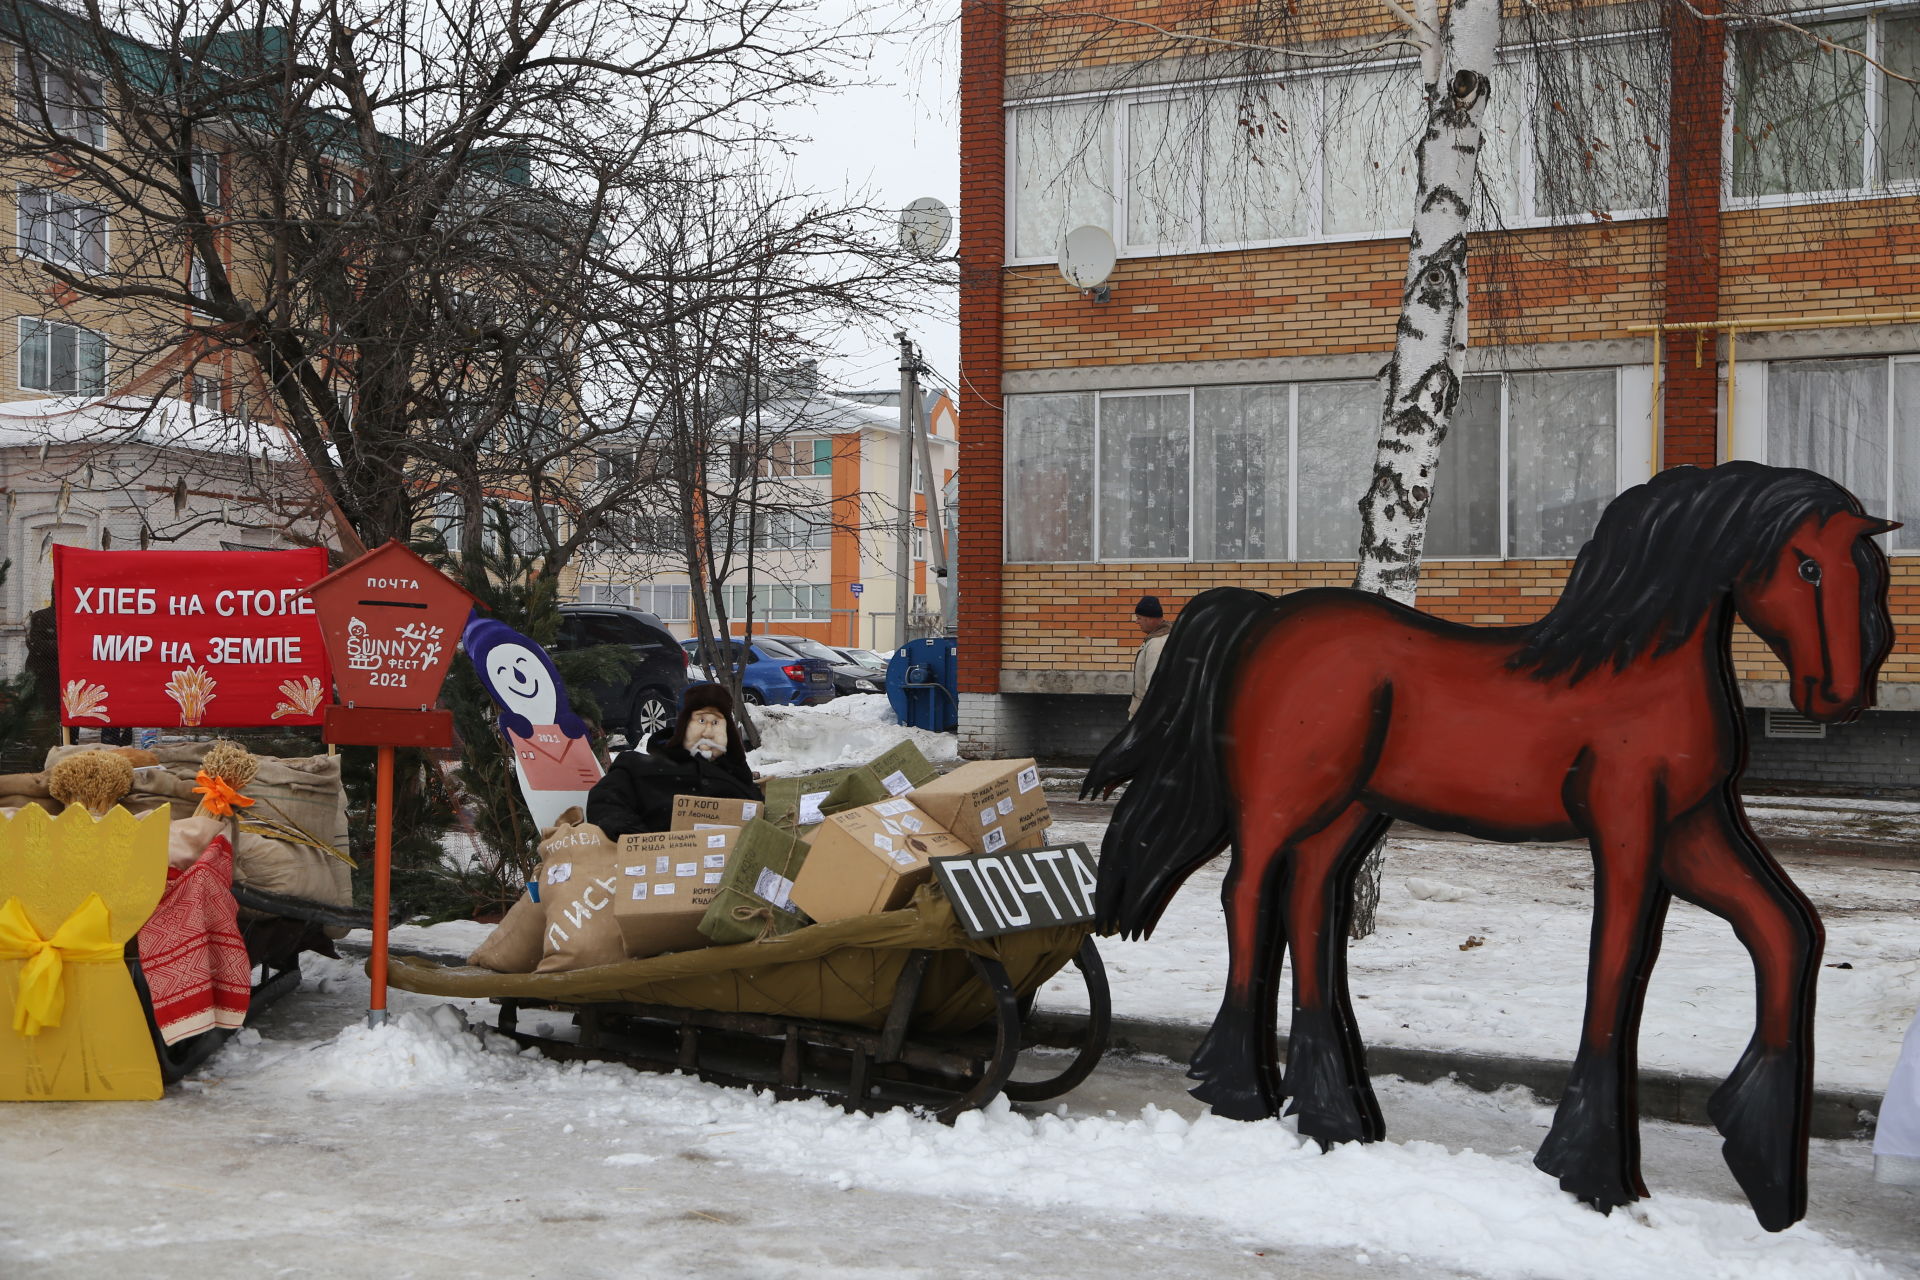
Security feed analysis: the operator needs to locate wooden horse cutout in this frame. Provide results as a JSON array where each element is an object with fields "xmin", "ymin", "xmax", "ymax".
[{"xmin": 1085, "ymin": 462, "xmax": 1896, "ymax": 1231}]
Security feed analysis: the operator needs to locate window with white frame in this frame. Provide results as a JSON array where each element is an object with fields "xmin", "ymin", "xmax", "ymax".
[
  {"xmin": 1759, "ymin": 356, "xmax": 1920, "ymax": 551},
  {"xmin": 188, "ymin": 370, "xmax": 220, "ymax": 410},
  {"xmin": 754, "ymin": 507, "xmax": 831, "ymax": 551},
  {"xmin": 14, "ymin": 54, "xmax": 104, "ymax": 148},
  {"xmin": 1008, "ymin": 40, "xmax": 1664, "ymax": 262},
  {"xmin": 635, "ymin": 582, "xmax": 692, "ymax": 621},
  {"xmin": 762, "ymin": 436, "xmax": 833, "ymax": 477},
  {"xmin": 18, "ymin": 187, "xmax": 107, "ymax": 273},
  {"xmin": 190, "ymin": 148, "xmax": 223, "ymax": 207},
  {"xmin": 19, "ymin": 317, "xmax": 106, "ymax": 394},
  {"xmin": 719, "ymin": 582, "xmax": 830, "ymax": 622},
  {"xmin": 1005, "ymin": 370, "xmax": 1627, "ymax": 563},
  {"xmin": 913, "ymin": 525, "xmax": 927, "ymax": 562},
  {"xmin": 1731, "ymin": 11, "xmax": 1920, "ymax": 201},
  {"xmin": 580, "ymin": 582, "xmax": 634, "ymax": 607}
]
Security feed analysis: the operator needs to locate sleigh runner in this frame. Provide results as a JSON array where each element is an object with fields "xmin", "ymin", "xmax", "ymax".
[{"xmin": 384, "ymin": 883, "xmax": 1113, "ymax": 1121}]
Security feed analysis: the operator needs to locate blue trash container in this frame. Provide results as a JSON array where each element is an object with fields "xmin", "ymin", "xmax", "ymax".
[{"xmin": 886, "ymin": 637, "xmax": 958, "ymax": 732}]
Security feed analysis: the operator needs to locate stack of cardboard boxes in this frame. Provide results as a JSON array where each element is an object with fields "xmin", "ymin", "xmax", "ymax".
[{"xmin": 480, "ymin": 749, "xmax": 1056, "ymax": 973}]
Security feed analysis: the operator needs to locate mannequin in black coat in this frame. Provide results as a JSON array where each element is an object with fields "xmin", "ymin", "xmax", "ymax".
[{"xmin": 586, "ymin": 683, "xmax": 762, "ymax": 839}]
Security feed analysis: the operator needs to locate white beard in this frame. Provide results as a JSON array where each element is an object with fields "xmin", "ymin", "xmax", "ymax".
[{"xmin": 687, "ymin": 733, "xmax": 727, "ymax": 760}]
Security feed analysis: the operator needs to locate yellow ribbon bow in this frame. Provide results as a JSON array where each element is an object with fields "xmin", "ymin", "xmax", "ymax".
[
  {"xmin": 193, "ymin": 771, "xmax": 254, "ymax": 818},
  {"xmin": 0, "ymin": 894, "xmax": 121, "ymax": 1036}
]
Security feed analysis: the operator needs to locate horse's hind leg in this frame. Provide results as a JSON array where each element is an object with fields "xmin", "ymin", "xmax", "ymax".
[
  {"xmin": 1188, "ymin": 836, "xmax": 1289, "ymax": 1120},
  {"xmin": 1281, "ymin": 804, "xmax": 1393, "ymax": 1147},
  {"xmin": 1658, "ymin": 794, "xmax": 1821, "ymax": 1232}
]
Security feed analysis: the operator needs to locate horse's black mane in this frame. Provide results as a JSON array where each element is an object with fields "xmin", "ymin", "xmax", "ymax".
[{"xmin": 1512, "ymin": 461, "xmax": 1890, "ymax": 683}]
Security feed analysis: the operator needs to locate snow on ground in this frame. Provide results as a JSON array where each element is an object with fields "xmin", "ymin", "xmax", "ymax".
[
  {"xmin": 746, "ymin": 694, "xmax": 960, "ymax": 777},
  {"xmin": 7, "ymin": 970, "xmax": 1893, "ymax": 1280},
  {"xmin": 1039, "ymin": 820, "xmax": 1920, "ymax": 1094}
]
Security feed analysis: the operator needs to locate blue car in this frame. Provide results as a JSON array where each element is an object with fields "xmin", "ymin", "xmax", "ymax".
[{"xmin": 681, "ymin": 636, "xmax": 837, "ymax": 706}]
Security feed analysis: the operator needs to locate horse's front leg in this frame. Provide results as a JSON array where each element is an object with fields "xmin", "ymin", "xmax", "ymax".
[
  {"xmin": 1189, "ymin": 834, "xmax": 1289, "ymax": 1120},
  {"xmin": 1660, "ymin": 793, "xmax": 1822, "ymax": 1232},
  {"xmin": 1535, "ymin": 784, "xmax": 1669, "ymax": 1214},
  {"xmin": 1281, "ymin": 804, "xmax": 1393, "ymax": 1148}
]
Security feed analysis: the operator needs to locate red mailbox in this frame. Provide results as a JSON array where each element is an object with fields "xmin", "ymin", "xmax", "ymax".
[
  {"xmin": 305, "ymin": 540, "xmax": 481, "ymax": 1028},
  {"xmin": 308, "ymin": 540, "xmax": 478, "ymax": 749}
]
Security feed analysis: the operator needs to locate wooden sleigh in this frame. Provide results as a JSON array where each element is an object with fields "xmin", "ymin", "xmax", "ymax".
[{"xmin": 384, "ymin": 885, "xmax": 1113, "ymax": 1122}]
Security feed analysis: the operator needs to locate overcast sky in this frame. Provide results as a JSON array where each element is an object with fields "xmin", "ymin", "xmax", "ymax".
[{"xmin": 773, "ymin": 13, "xmax": 961, "ymax": 400}]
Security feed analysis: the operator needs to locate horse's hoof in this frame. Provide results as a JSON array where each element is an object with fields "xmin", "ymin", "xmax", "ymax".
[
  {"xmin": 1282, "ymin": 1007, "xmax": 1383, "ymax": 1146},
  {"xmin": 1188, "ymin": 1074, "xmax": 1278, "ymax": 1121},
  {"xmin": 1535, "ymin": 1057, "xmax": 1642, "ymax": 1212},
  {"xmin": 1709, "ymin": 1045, "xmax": 1808, "ymax": 1232}
]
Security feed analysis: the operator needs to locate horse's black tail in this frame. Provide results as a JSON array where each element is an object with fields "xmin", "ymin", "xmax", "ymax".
[{"xmin": 1083, "ymin": 587, "xmax": 1279, "ymax": 939}]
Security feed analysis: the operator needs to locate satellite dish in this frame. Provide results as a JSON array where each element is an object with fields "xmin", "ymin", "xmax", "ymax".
[
  {"xmin": 1058, "ymin": 225, "xmax": 1116, "ymax": 290},
  {"xmin": 899, "ymin": 197, "xmax": 953, "ymax": 257}
]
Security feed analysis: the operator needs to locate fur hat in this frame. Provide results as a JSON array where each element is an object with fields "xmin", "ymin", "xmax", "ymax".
[
  {"xmin": 1133, "ymin": 596, "xmax": 1164, "ymax": 619},
  {"xmin": 667, "ymin": 683, "xmax": 750, "ymax": 771}
]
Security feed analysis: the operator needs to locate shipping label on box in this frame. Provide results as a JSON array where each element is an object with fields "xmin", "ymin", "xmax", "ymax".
[
  {"xmin": 763, "ymin": 768, "xmax": 855, "ymax": 830},
  {"xmin": 907, "ymin": 758, "xmax": 1051, "ymax": 856},
  {"xmin": 669, "ymin": 794, "xmax": 763, "ymax": 832},
  {"xmin": 697, "ymin": 818, "xmax": 814, "ymax": 946},
  {"xmin": 789, "ymin": 799, "xmax": 971, "ymax": 924},
  {"xmin": 612, "ymin": 826, "xmax": 739, "ymax": 956}
]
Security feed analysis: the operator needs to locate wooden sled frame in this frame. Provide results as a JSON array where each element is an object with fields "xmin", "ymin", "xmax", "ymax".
[{"xmin": 488, "ymin": 937, "xmax": 1113, "ymax": 1123}]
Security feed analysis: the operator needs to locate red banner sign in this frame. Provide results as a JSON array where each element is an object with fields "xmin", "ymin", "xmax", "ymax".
[{"xmin": 52, "ymin": 547, "xmax": 333, "ymax": 728}]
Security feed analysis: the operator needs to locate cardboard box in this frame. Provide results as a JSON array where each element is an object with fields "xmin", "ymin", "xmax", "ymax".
[
  {"xmin": 763, "ymin": 768, "xmax": 855, "ymax": 830},
  {"xmin": 612, "ymin": 827, "xmax": 739, "ymax": 956},
  {"xmin": 908, "ymin": 759, "xmax": 1051, "ymax": 855},
  {"xmin": 670, "ymin": 794, "xmax": 764, "ymax": 832},
  {"xmin": 819, "ymin": 739, "xmax": 941, "ymax": 818},
  {"xmin": 698, "ymin": 818, "xmax": 812, "ymax": 946},
  {"xmin": 789, "ymin": 798, "xmax": 970, "ymax": 923}
]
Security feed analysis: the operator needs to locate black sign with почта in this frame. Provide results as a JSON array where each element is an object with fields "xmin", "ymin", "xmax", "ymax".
[{"xmin": 931, "ymin": 843, "xmax": 1099, "ymax": 940}]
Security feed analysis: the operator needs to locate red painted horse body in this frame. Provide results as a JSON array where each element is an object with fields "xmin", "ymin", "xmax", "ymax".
[{"xmin": 1086, "ymin": 463, "xmax": 1895, "ymax": 1231}]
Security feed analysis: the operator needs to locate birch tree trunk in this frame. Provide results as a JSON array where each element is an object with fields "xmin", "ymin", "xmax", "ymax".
[{"xmin": 1349, "ymin": 0, "xmax": 1500, "ymax": 938}]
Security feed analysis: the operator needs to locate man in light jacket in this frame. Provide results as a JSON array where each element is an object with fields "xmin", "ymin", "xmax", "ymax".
[{"xmin": 1128, "ymin": 596, "xmax": 1174, "ymax": 718}]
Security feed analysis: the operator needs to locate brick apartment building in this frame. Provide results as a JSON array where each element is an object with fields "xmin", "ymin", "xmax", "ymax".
[{"xmin": 955, "ymin": 2, "xmax": 1920, "ymax": 790}]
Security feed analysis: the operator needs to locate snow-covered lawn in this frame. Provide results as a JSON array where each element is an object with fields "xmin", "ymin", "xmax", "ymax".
[{"xmin": 1038, "ymin": 821, "xmax": 1920, "ymax": 1095}]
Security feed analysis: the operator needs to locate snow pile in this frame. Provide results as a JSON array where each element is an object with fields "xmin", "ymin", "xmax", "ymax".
[
  {"xmin": 694, "ymin": 1097, "xmax": 1885, "ymax": 1280},
  {"xmin": 212, "ymin": 1004, "xmax": 540, "ymax": 1093},
  {"xmin": 747, "ymin": 694, "xmax": 958, "ymax": 778}
]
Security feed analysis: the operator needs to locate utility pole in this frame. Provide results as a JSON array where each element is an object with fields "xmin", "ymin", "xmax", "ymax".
[
  {"xmin": 911, "ymin": 376, "xmax": 952, "ymax": 634},
  {"xmin": 893, "ymin": 332, "xmax": 917, "ymax": 650}
]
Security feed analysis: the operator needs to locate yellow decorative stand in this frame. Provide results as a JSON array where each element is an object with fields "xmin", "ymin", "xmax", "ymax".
[{"xmin": 0, "ymin": 805, "xmax": 169, "ymax": 1100}]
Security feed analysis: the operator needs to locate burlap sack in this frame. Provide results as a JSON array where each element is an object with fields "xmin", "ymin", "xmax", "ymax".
[
  {"xmin": 45, "ymin": 744, "xmax": 353, "ymax": 909},
  {"xmin": 535, "ymin": 811, "xmax": 628, "ymax": 973},
  {"xmin": 0, "ymin": 772, "xmax": 56, "ymax": 814},
  {"xmin": 468, "ymin": 892, "xmax": 545, "ymax": 974},
  {"xmin": 169, "ymin": 813, "xmax": 227, "ymax": 870}
]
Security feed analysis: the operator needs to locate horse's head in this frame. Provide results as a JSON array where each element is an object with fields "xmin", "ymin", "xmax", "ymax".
[{"xmin": 1734, "ymin": 511, "xmax": 1897, "ymax": 722}]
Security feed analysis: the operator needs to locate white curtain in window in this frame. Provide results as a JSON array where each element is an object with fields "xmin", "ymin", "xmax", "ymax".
[
  {"xmin": 1894, "ymin": 362, "xmax": 1920, "ymax": 553},
  {"xmin": 1193, "ymin": 385, "xmax": 1288, "ymax": 559},
  {"xmin": 1005, "ymin": 393, "xmax": 1094, "ymax": 561},
  {"xmin": 1427, "ymin": 375, "xmax": 1502, "ymax": 557},
  {"xmin": 1883, "ymin": 16, "xmax": 1920, "ymax": 185},
  {"xmin": 1531, "ymin": 41, "xmax": 1664, "ymax": 218},
  {"xmin": 1508, "ymin": 369, "xmax": 1618, "ymax": 557},
  {"xmin": 1199, "ymin": 81, "xmax": 1315, "ymax": 244},
  {"xmin": 1732, "ymin": 21, "xmax": 1866, "ymax": 198},
  {"xmin": 1295, "ymin": 380, "xmax": 1379, "ymax": 559},
  {"xmin": 1473, "ymin": 55, "xmax": 1527, "ymax": 226},
  {"xmin": 1098, "ymin": 393, "xmax": 1190, "ymax": 559},
  {"xmin": 1770, "ymin": 358, "xmax": 1888, "ymax": 515},
  {"xmin": 1013, "ymin": 101, "xmax": 1115, "ymax": 259},
  {"xmin": 1321, "ymin": 66, "xmax": 1420, "ymax": 235},
  {"xmin": 1126, "ymin": 97, "xmax": 1198, "ymax": 246}
]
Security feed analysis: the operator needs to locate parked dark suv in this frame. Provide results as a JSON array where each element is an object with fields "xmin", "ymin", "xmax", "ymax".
[{"xmin": 553, "ymin": 603, "xmax": 689, "ymax": 742}]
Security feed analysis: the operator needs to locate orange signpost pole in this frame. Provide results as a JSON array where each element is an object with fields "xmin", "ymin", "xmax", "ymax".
[{"xmin": 368, "ymin": 744, "xmax": 395, "ymax": 1026}]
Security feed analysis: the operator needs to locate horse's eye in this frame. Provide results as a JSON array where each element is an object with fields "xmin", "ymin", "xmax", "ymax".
[{"xmin": 1798, "ymin": 558, "xmax": 1822, "ymax": 585}]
